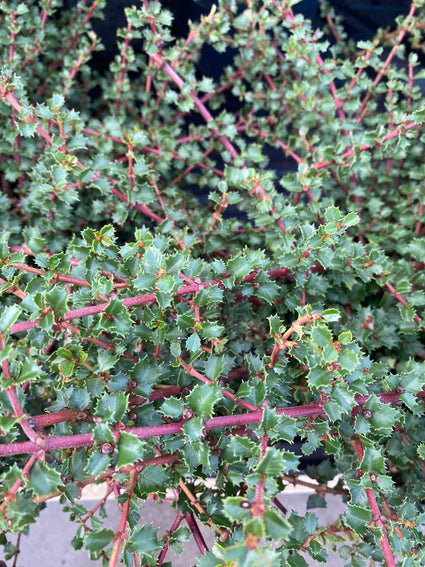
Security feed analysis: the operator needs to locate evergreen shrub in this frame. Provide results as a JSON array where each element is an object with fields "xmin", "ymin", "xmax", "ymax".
[{"xmin": 1, "ymin": 1, "xmax": 425, "ymax": 565}]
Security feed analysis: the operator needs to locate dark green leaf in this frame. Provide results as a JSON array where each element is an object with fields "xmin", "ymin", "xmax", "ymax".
[
  {"xmin": 27, "ymin": 462, "xmax": 63, "ymax": 496},
  {"xmin": 117, "ymin": 431, "xmax": 145, "ymax": 468},
  {"xmin": 84, "ymin": 528, "xmax": 114, "ymax": 553},
  {"xmin": 187, "ymin": 383, "xmax": 222, "ymax": 420}
]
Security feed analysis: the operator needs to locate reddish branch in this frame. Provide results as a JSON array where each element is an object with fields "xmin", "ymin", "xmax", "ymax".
[
  {"xmin": 148, "ymin": 52, "xmax": 287, "ymax": 234},
  {"xmin": 0, "ymin": 86, "xmax": 164, "ymax": 225},
  {"xmin": 8, "ymin": 268, "xmax": 296, "ymax": 335},
  {"xmin": 179, "ymin": 360, "xmax": 259, "ymax": 413},
  {"xmin": 356, "ymin": 3, "xmax": 417, "ymax": 123},
  {"xmin": 251, "ymin": 434, "xmax": 268, "ymax": 518},
  {"xmin": 3, "ymin": 384, "xmax": 423, "ymax": 458},
  {"xmin": 0, "ymin": 336, "xmax": 39, "ymax": 445},
  {"xmin": 108, "ymin": 467, "xmax": 138, "ymax": 567},
  {"xmin": 0, "ymin": 402, "xmax": 325, "ymax": 457},
  {"xmin": 312, "ymin": 121, "xmax": 420, "ymax": 171},
  {"xmin": 352, "ymin": 437, "xmax": 396, "ymax": 567},
  {"xmin": 157, "ymin": 511, "xmax": 184, "ymax": 566},
  {"xmin": 184, "ymin": 512, "xmax": 209, "ymax": 555}
]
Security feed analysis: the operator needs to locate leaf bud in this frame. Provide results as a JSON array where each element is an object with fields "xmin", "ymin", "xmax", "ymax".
[
  {"xmin": 100, "ymin": 443, "xmax": 114, "ymax": 455},
  {"xmin": 396, "ymin": 385, "xmax": 405, "ymax": 394},
  {"xmin": 369, "ymin": 472, "xmax": 377, "ymax": 483},
  {"xmin": 362, "ymin": 409, "xmax": 372, "ymax": 419},
  {"xmin": 182, "ymin": 408, "xmax": 194, "ymax": 421}
]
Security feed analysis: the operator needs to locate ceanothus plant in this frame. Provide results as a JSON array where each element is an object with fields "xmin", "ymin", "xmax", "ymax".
[{"xmin": 1, "ymin": 0, "xmax": 425, "ymax": 565}]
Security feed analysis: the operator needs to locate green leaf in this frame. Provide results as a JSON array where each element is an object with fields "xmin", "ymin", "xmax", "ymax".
[
  {"xmin": 338, "ymin": 331, "xmax": 352, "ymax": 345},
  {"xmin": 187, "ymin": 383, "xmax": 222, "ymax": 420},
  {"xmin": 244, "ymin": 517, "xmax": 265, "ymax": 538},
  {"xmin": 0, "ymin": 305, "xmax": 21, "ymax": 333},
  {"xmin": 321, "ymin": 309, "xmax": 340, "ymax": 322},
  {"xmin": 95, "ymin": 392, "xmax": 128, "ymax": 424},
  {"xmin": 27, "ymin": 461, "xmax": 63, "ymax": 496},
  {"xmin": 227, "ymin": 255, "xmax": 251, "ymax": 279},
  {"xmin": 18, "ymin": 359, "xmax": 42, "ymax": 383},
  {"xmin": 186, "ymin": 332, "xmax": 201, "ymax": 352},
  {"xmin": 205, "ymin": 355, "xmax": 226, "ymax": 380},
  {"xmin": 325, "ymin": 206, "xmax": 341, "ymax": 222},
  {"xmin": 343, "ymin": 212, "xmax": 360, "ymax": 227},
  {"xmin": 263, "ymin": 509, "xmax": 291, "ymax": 539},
  {"xmin": 256, "ymin": 448, "xmax": 285, "ymax": 476},
  {"xmin": 311, "ymin": 325, "xmax": 332, "ymax": 348},
  {"xmin": 308, "ymin": 366, "xmax": 329, "ymax": 388},
  {"xmin": 257, "ymin": 282, "xmax": 278, "ymax": 304},
  {"xmin": 364, "ymin": 395, "xmax": 399, "ymax": 431},
  {"xmin": 323, "ymin": 344, "xmax": 338, "ymax": 362},
  {"xmin": 45, "ymin": 287, "xmax": 69, "ymax": 317},
  {"xmin": 268, "ymin": 315, "xmax": 282, "ymax": 336},
  {"xmin": 223, "ymin": 497, "xmax": 252, "ymax": 521},
  {"xmin": 84, "ymin": 528, "xmax": 114, "ymax": 553},
  {"xmin": 116, "ymin": 431, "xmax": 145, "ymax": 468},
  {"xmin": 160, "ymin": 397, "xmax": 184, "ymax": 419},
  {"xmin": 198, "ymin": 552, "xmax": 223, "ymax": 567},
  {"xmin": 345, "ymin": 504, "xmax": 371, "ymax": 535},
  {"xmin": 339, "ymin": 348, "xmax": 360, "ymax": 372},
  {"xmin": 136, "ymin": 465, "xmax": 171, "ymax": 497},
  {"xmin": 126, "ymin": 524, "xmax": 162, "ymax": 556},
  {"xmin": 182, "ymin": 416, "xmax": 204, "ymax": 440},
  {"xmin": 418, "ymin": 443, "xmax": 425, "ymax": 460},
  {"xmin": 92, "ymin": 423, "xmax": 115, "ymax": 444},
  {"xmin": 230, "ymin": 435, "xmax": 259, "ymax": 458},
  {"xmin": 85, "ymin": 453, "xmax": 111, "ymax": 477},
  {"xmin": 261, "ymin": 407, "xmax": 279, "ymax": 430},
  {"xmin": 361, "ymin": 446, "xmax": 385, "ymax": 473}
]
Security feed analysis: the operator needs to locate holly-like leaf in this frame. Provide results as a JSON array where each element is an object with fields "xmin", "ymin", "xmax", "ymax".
[
  {"xmin": 311, "ymin": 325, "xmax": 332, "ymax": 348},
  {"xmin": 45, "ymin": 286, "xmax": 69, "ymax": 317},
  {"xmin": 187, "ymin": 383, "xmax": 222, "ymax": 420},
  {"xmin": 360, "ymin": 445, "xmax": 385, "ymax": 473},
  {"xmin": 345, "ymin": 504, "xmax": 371, "ymax": 535},
  {"xmin": 27, "ymin": 461, "xmax": 63, "ymax": 496},
  {"xmin": 256, "ymin": 448, "xmax": 285, "ymax": 476},
  {"xmin": 95, "ymin": 392, "xmax": 128, "ymax": 424},
  {"xmin": 116, "ymin": 431, "xmax": 145, "ymax": 468},
  {"xmin": 160, "ymin": 397, "xmax": 184, "ymax": 419},
  {"xmin": 186, "ymin": 332, "xmax": 201, "ymax": 352},
  {"xmin": 0, "ymin": 305, "xmax": 21, "ymax": 333},
  {"xmin": 227, "ymin": 255, "xmax": 252, "ymax": 280},
  {"xmin": 182, "ymin": 416, "xmax": 204, "ymax": 440},
  {"xmin": 263, "ymin": 509, "xmax": 291, "ymax": 539},
  {"xmin": 126, "ymin": 524, "xmax": 162, "ymax": 557},
  {"xmin": 223, "ymin": 497, "xmax": 252, "ymax": 521},
  {"xmin": 339, "ymin": 348, "xmax": 360, "ymax": 372},
  {"xmin": 84, "ymin": 528, "xmax": 114, "ymax": 553}
]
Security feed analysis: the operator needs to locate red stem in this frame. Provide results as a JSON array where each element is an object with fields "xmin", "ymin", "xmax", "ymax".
[
  {"xmin": 184, "ymin": 512, "xmax": 208, "ymax": 555},
  {"xmin": 4, "ymin": 385, "xmax": 423, "ymax": 457},
  {"xmin": 0, "ymin": 403, "xmax": 325, "ymax": 456},
  {"xmin": 108, "ymin": 468, "xmax": 138, "ymax": 567},
  {"xmin": 156, "ymin": 512, "xmax": 184, "ymax": 567},
  {"xmin": 180, "ymin": 360, "xmax": 259, "ymax": 413},
  {"xmin": 9, "ymin": 267, "xmax": 296, "ymax": 335},
  {"xmin": 313, "ymin": 121, "xmax": 420, "ymax": 171}
]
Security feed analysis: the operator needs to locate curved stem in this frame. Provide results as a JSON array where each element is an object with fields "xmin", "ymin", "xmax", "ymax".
[{"xmin": 108, "ymin": 467, "xmax": 138, "ymax": 567}]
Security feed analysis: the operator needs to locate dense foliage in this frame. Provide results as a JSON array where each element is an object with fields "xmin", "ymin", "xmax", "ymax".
[{"xmin": 1, "ymin": 0, "xmax": 425, "ymax": 565}]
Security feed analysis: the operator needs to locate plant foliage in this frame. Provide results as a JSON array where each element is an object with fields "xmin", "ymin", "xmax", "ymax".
[{"xmin": 1, "ymin": 0, "xmax": 425, "ymax": 565}]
